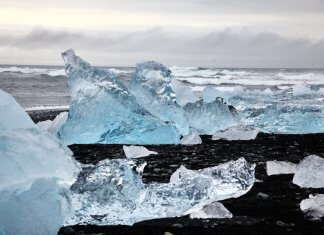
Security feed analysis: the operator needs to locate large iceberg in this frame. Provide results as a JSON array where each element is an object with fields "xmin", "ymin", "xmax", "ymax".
[
  {"xmin": 58, "ymin": 50, "xmax": 180, "ymax": 145},
  {"xmin": 184, "ymin": 99, "xmax": 237, "ymax": 135},
  {"xmin": 293, "ymin": 155, "xmax": 324, "ymax": 188},
  {"xmin": 68, "ymin": 157, "xmax": 255, "ymax": 225},
  {"xmin": 129, "ymin": 61, "xmax": 189, "ymax": 135},
  {"xmin": 0, "ymin": 89, "xmax": 79, "ymax": 235}
]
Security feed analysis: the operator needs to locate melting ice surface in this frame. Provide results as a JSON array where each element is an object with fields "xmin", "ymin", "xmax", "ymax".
[
  {"xmin": 0, "ymin": 89, "xmax": 79, "ymax": 235},
  {"xmin": 300, "ymin": 194, "xmax": 324, "ymax": 219},
  {"xmin": 58, "ymin": 50, "xmax": 180, "ymax": 145},
  {"xmin": 68, "ymin": 157, "xmax": 255, "ymax": 225}
]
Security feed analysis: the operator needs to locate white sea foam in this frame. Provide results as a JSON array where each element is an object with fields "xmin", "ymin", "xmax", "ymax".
[
  {"xmin": 0, "ymin": 66, "xmax": 66, "ymax": 76},
  {"xmin": 25, "ymin": 105, "xmax": 70, "ymax": 111}
]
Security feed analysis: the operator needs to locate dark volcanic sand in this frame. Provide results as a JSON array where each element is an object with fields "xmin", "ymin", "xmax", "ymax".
[{"xmin": 28, "ymin": 111, "xmax": 324, "ymax": 235}]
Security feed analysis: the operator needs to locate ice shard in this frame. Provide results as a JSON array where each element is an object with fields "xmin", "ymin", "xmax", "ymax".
[
  {"xmin": 293, "ymin": 155, "xmax": 324, "ymax": 188},
  {"xmin": 180, "ymin": 131, "xmax": 202, "ymax": 145},
  {"xmin": 183, "ymin": 99, "xmax": 237, "ymax": 135},
  {"xmin": 170, "ymin": 79, "xmax": 200, "ymax": 106},
  {"xmin": 188, "ymin": 202, "xmax": 233, "ymax": 219},
  {"xmin": 58, "ymin": 50, "xmax": 180, "ymax": 144},
  {"xmin": 129, "ymin": 61, "xmax": 189, "ymax": 135},
  {"xmin": 266, "ymin": 161, "xmax": 297, "ymax": 176},
  {"xmin": 37, "ymin": 111, "xmax": 68, "ymax": 135},
  {"xmin": 68, "ymin": 157, "xmax": 255, "ymax": 225},
  {"xmin": 300, "ymin": 194, "xmax": 324, "ymax": 219},
  {"xmin": 212, "ymin": 126, "xmax": 259, "ymax": 141},
  {"xmin": 203, "ymin": 86, "xmax": 231, "ymax": 103},
  {"xmin": 0, "ymin": 89, "xmax": 36, "ymax": 130},
  {"xmin": 123, "ymin": 145, "xmax": 158, "ymax": 159}
]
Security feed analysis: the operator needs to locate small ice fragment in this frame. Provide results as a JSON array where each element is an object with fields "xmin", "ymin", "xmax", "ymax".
[
  {"xmin": 189, "ymin": 202, "xmax": 233, "ymax": 219},
  {"xmin": 0, "ymin": 89, "xmax": 36, "ymax": 130},
  {"xmin": 180, "ymin": 132, "xmax": 202, "ymax": 145},
  {"xmin": 293, "ymin": 155, "xmax": 324, "ymax": 188},
  {"xmin": 170, "ymin": 79, "xmax": 200, "ymax": 106},
  {"xmin": 123, "ymin": 145, "xmax": 158, "ymax": 159},
  {"xmin": 292, "ymin": 84, "xmax": 312, "ymax": 96},
  {"xmin": 212, "ymin": 126, "xmax": 259, "ymax": 141},
  {"xmin": 203, "ymin": 86, "xmax": 230, "ymax": 103},
  {"xmin": 300, "ymin": 194, "xmax": 324, "ymax": 219},
  {"xmin": 263, "ymin": 88, "xmax": 273, "ymax": 95},
  {"xmin": 37, "ymin": 112, "xmax": 68, "ymax": 135},
  {"xmin": 266, "ymin": 161, "xmax": 297, "ymax": 176}
]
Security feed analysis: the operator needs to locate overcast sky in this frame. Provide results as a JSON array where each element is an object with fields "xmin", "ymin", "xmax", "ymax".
[{"xmin": 0, "ymin": 0, "xmax": 323, "ymax": 67}]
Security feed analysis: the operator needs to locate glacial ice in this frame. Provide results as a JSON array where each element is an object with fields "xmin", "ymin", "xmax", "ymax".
[
  {"xmin": 293, "ymin": 155, "xmax": 324, "ymax": 188},
  {"xmin": 300, "ymin": 194, "xmax": 324, "ymax": 219},
  {"xmin": 68, "ymin": 157, "xmax": 255, "ymax": 225},
  {"xmin": 123, "ymin": 145, "xmax": 158, "ymax": 159},
  {"xmin": 203, "ymin": 86, "xmax": 230, "ymax": 103},
  {"xmin": 180, "ymin": 132, "xmax": 202, "ymax": 145},
  {"xmin": 170, "ymin": 79, "xmax": 200, "ymax": 106},
  {"xmin": 266, "ymin": 161, "xmax": 297, "ymax": 176},
  {"xmin": 58, "ymin": 50, "xmax": 181, "ymax": 145},
  {"xmin": 0, "ymin": 178, "xmax": 71, "ymax": 235},
  {"xmin": 184, "ymin": 99, "xmax": 237, "ymax": 135},
  {"xmin": 212, "ymin": 125, "xmax": 259, "ymax": 141},
  {"xmin": 188, "ymin": 202, "xmax": 233, "ymax": 219},
  {"xmin": 129, "ymin": 62, "xmax": 189, "ymax": 135},
  {"xmin": 292, "ymin": 84, "xmax": 313, "ymax": 96},
  {"xmin": 0, "ymin": 89, "xmax": 36, "ymax": 130},
  {"xmin": 37, "ymin": 111, "xmax": 68, "ymax": 135}
]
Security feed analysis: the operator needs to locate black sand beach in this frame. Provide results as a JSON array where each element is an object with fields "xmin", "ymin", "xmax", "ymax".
[{"xmin": 28, "ymin": 110, "xmax": 324, "ymax": 235}]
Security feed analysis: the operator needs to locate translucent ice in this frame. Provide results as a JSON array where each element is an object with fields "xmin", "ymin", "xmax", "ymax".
[
  {"xmin": 0, "ymin": 178, "xmax": 71, "ymax": 235},
  {"xmin": 58, "ymin": 50, "xmax": 180, "ymax": 144},
  {"xmin": 123, "ymin": 145, "xmax": 158, "ymax": 159},
  {"xmin": 37, "ymin": 111, "xmax": 68, "ymax": 135},
  {"xmin": 203, "ymin": 86, "xmax": 231, "ymax": 103},
  {"xmin": 292, "ymin": 84, "xmax": 313, "ymax": 96},
  {"xmin": 212, "ymin": 125, "xmax": 259, "ymax": 141},
  {"xmin": 293, "ymin": 155, "xmax": 324, "ymax": 188},
  {"xmin": 188, "ymin": 202, "xmax": 233, "ymax": 219},
  {"xmin": 266, "ymin": 161, "xmax": 297, "ymax": 176},
  {"xmin": 129, "ymin": 61, "xmax": 189, "ymax": 135},
  {"xmin": 0, "ymin": 89, "xmax": 36, "ymax": 130},
  {"xmin": 300, "ymin": 194, "xmax": 324, "ymax": 219},
  {"xmin": 170, "ymin": 79, "xmax": 200, "ymax": 106},
  {"xmin": 68, "ymin": 157, "xmax": 255, "ymax": 225},
  {"xmin": 184, "ymin": 99, "xmax": 237, "ymax": 135},
  {"xmin": 180, "ymin": 132, "xmax": 202, "ymax": 145}
]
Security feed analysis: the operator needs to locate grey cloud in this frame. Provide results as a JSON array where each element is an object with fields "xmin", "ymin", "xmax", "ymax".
[{"xmin": 0, "ymin": 27, "xmax": 323, "ymax": 67}]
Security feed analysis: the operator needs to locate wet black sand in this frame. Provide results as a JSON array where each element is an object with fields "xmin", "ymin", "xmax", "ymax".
[{"xmin": 28, "ymin": 111, "xmax": 324, "ymax": 235}]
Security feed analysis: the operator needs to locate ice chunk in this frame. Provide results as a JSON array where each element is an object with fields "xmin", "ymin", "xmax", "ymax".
[
  {"xmin": 37, "ymin": 112, "xmax": 68, "ymax": 135},
  {"xmin": 266, "ymin": 161, "xmax": 297, "ymax": 176},
  {"xmin": 129, "ymin": 61, "xmax": 189, "ymax": 135},
  {"xmin": 0, "ymin": 128, "xmax": 78, "ymax": 190},
  {"xmin": 59, "ymin": 50, "xmax": 180, "ymax": 144},
  {"xmin": 183, "ymin": 99, "xmax": 237, "ymax": 135},
  {"xmin": 293, "ymin": 155, "xmax": 324, "ymax": 188},
  {"xmin": 0, "ymin": 89, "xmax": 36, "ymax": 130},
  {"xmin": 300, "ymin": 194, "xmax": 324, "ymax": 219},
  {"xmin": 68, "ymin": 157, "xmax": 255, "ymax": 225},
  {"xmin": 203, "ymin": 86, "xmax": 230, "ymax": 103},
  {"xmin": 123, "ymin": 145, "xmax": 158, "ymax": 159},
  {"xmin": 292, "ymin": 84, "xmax": 313, "ymax": 96},
  {"xmin": 212, "ymin": 125, "xmax": 259, "ymax": 141},
  {"xmin": 170, "ymin": 79, "xmax": 200, "ymax": 106},
  {"xmin": 0, "ymin": 178, "xmax": 71, "ymax": 235},
  {"xmin": 188, "ymin": 202, "xmax": 233, "ymax": 219},
  {"xmin": 180, "ymin": 132, "xmax": 202, "ymax": 145}
]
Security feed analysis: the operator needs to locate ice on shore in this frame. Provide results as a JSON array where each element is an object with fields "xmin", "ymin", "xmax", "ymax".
[
  {"xmin": 180, "ymin": 132, "xmax": 202, "ymax": 145},
  {"xmin": 293, "ymin": 155, "xmax": 324, "ymax": 188},
  {"xmin": 68, "ymin": 157, "xmax": 255, "ymax": 225},
  {"xmin": 300, "ymin": 194, "xmax": 324, "ymax": 219},
  {"xmin": 188, "ymin": 202, "xmax": 233, "ymax": 219},
  {"xmin": 58, "ymin": 50, "xmax": 180, "ymax": 145},
  {"xmin": 129, "ymin": 61, "xmax": 189, "ymax": 135},
  {"xmin": 266, "ymin": 161, "xmax": 297, "ymax": 176},
  {"xmin": 212, "ymin": 126, "xmax": 259, "ymax": 141},
  {"xmin": 37, "ymin": 112, "xmax": 68, "ymax": 135},
  {"xmin": 123, "ymin": 145, "xmax": 158, "ymax": 159},
  {"xmin": 170, "ymin": 79, "xmax": 200, "ymax": 106},
  {"xmin": 0, "ymin": 89, "xmax": 36, "ymax": 130},
  {"xmin": 203, "ymin": 86, "xmax": 230, "ymax": 103},
  {"xmin": 184, "ymin": 99, "xmax": 237, "ymax": 135}
]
